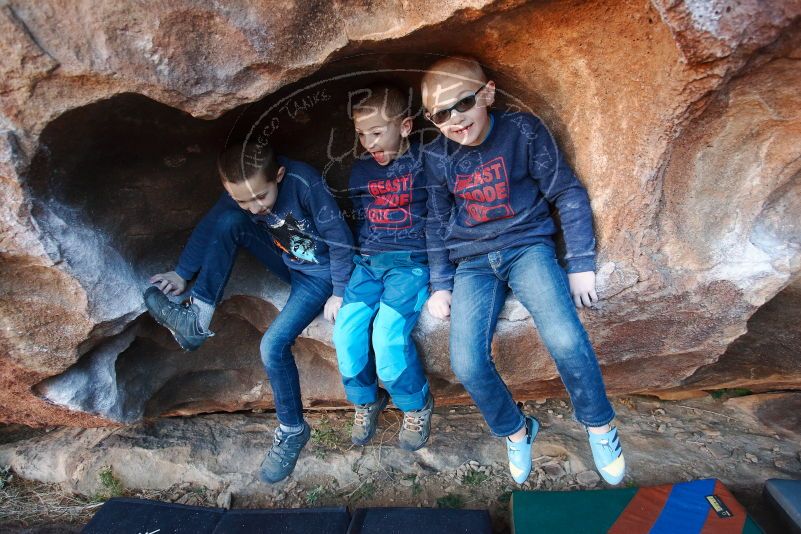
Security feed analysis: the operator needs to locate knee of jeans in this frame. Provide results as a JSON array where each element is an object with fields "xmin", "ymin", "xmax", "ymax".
[
  {"xmin": 215, "ymin": 209, "xmax": 250, "ymax": 236},
  {"xmin": 449, "ymin": 348, "xmax": 483, "ymax": 385},
  {"xmin": 260, "ymin": 328, "xmax": 290, "ymax": 368},
  {"xmin": 544, "ymin": 326, "xmax": 587, "ymax": 359}
]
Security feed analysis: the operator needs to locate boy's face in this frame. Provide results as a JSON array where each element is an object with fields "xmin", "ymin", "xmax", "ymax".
[
  {"xmin": 353, "ymin": 111, "xmax": 413, "ymax": 166},
  {"xmin": 223, "ymin": 167, "xmax": 285, "ymax": 215},
  {"xmin": 423, "ymin": 79, "xmax": 495, "ymax": 146}
]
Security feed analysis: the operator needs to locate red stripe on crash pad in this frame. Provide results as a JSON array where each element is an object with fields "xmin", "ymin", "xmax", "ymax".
[
  {"xmin": 699, "ymin": 480, "xmax": 747, "ymax": 534},
  {"xmin": 608, "ymin": 484, "xmax": 672, "ymax": 533}
]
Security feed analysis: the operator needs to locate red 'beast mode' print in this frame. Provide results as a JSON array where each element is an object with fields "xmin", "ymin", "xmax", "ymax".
[
  {"xmin": 367, "ymin": 173, "xmax": 413, "ymax": 230},
  {"xmin": 454, "ymin": 156, "xmax": 514, "ymax": 226}
]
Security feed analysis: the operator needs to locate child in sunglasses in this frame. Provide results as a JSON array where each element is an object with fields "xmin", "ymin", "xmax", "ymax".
[
  {"xmin": 422, "ymin": 56, "xmax": 625, "ymax": 486},
  {"xmin": 332, "ymin": 83, "xmax": 435, "ymax": 451}
]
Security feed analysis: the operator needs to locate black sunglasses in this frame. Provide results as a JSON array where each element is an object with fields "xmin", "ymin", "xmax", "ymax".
[{"xmin": 425, "ymin": 83, "xmax": 488, "ymax": 125}]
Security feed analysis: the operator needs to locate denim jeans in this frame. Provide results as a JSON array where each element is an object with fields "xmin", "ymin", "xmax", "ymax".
[
  {"xmin": 449, "ymin": 243, "xmax": 614, "ymax": 436},
  {"xmin": 260, "ymin": 269, "xmax": 333, "ymax": 426},
  {"xmin": 189, "ymin": 206, "xmax": 290, "ymax": 306},
  {"xmin": 332, "ymin": 252, "xmax": 430, "ymax": 411}
]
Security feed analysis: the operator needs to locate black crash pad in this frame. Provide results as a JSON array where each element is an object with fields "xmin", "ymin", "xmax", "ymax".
[
  {"xmin": 82, "ymin": 498, "xmax": 351, "ymax": 534},
  {"xmin": 347, "ymin": 507, "xmax": 492, "ymax": 534}
]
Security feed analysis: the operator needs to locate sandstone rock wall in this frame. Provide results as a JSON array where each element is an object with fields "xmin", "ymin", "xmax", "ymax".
[{"xmin": 1, "ymin": 0, "xmax": 800, "ymax": 426}]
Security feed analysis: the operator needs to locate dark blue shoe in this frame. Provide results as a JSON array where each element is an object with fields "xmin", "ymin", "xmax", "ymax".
[
  {"xmin": 259, "ymin": 422, "xmax": 311, "ymax": 483},
  {"xmin": 143, "ymin": 287, "xmax": 212, "ymax": 351}
]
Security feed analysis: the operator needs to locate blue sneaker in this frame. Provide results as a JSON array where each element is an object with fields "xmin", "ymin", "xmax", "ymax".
[
  {"xmin": 506, "ymin": 416, "xmax": 540, "ymax": 484},
  {"xmin": 259, "ymin": 422, "xmax": 311, "ymax": 483},
  {"xmin": 587, "ymin": 426, "xmax": 625, "ymax": 485}
]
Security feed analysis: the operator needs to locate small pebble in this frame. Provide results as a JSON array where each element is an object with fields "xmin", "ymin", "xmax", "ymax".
[
  {"xmin": 543, "ymin": 463, "xmax": 565, "ymax": 478},
  {"xmin": 576, "ymin": 470, "xmax": 600, "ymax": 487}
]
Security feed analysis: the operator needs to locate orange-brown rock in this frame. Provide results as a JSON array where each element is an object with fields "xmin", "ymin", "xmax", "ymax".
[{"xmin": 1, "ymin": 1, "xmax": 800, "ymax": 426}]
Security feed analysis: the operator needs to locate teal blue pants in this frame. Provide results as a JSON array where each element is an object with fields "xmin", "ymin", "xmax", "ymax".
[{"xmin": 333, "ymin": 251, "xmax": 430, "ymax": 412}]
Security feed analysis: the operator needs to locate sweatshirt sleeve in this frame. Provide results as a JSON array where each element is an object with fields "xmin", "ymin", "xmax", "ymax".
[
  {"xmin": 528, "ymin": 117, "xmax": 596, "ymax": 273},
  {"xmin": 348, "ymin": 166, "xmax": 367, "ymax": 245},
  {"xmin": 175, "ymin": 193, "xmax": 239, "ymax": 280},
  {"xmin": 424, "ymin": 151, "xmax": 456, "ymax": 291},
  {"xmin": 304, "ymin": 179, "xmax": 355, "ymax": 297}
]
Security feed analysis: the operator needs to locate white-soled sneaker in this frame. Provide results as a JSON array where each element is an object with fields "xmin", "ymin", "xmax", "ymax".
[
  {"xmin": 506, "ymin": 416, "xmax": 540, "ymax": 484},
  {"xmin": 587, "ymin": 425, "xmax": 625, "ymax": 485}
]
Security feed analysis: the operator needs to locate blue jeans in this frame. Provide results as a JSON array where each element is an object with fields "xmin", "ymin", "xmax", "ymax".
[
  {"xmin": 333, "ymin": 252, "xmax": 430, "ymax": 411},
  {"xmin": 188, "ymin": 206, "xmax": 290, "ymax": 306},
  {"xmin": 260, "ymin": 270, "xmax": 333, "ymax": 426},
  {"xmin": 449, "ymin": 243, "xmax": 614, "ymax": 436}
]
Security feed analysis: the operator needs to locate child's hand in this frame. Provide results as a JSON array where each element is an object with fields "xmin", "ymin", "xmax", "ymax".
[
  {"xmin": 567, "ymin": 271, "xmax": 598, "ymax": 308},
  {"xmin": 427, "ymin": 290, "xmax": 452, "ymax": 320},
  {"xmin": 149, "ymin": 271, "xmax": 187, "ymax": 296},
  {"xmin": 324, "ymin": 295, "xmax": 343, "ymax": 323}
]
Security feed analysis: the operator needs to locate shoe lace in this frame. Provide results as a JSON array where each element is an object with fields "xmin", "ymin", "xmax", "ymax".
[
  {"xmin": 403, "ymin": 412, "xmax": 424, "ymax": 432},
  {"xmin": 353, "ymin": 405, "xmax": 370, "ymax": 428},
  {"xmin": 268, "ymin": 429, "xmax": 302, "ymax": 465}
]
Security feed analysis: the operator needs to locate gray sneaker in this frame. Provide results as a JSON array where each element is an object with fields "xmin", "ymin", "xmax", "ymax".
[
  {"xmin": 259, "ymin": 422, "xmax": 311, "ymax": 483},
  {"xmin": 352, "ymin": 388, "xmax": 389, "ymax": 446},
  {"xmin": 143, "ymin": 287, "xmax": 212, "ymax": 351},
  {"xmin": 399, "ymin": 393, "xmax": 434, "ymax": 451}
]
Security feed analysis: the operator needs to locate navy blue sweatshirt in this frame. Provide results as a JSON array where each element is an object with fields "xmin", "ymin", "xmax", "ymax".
[
  {"xmin": 424, "ymin": 112, "xmax": 596, "ymax": 291},
  {"xmin": 348, "ymin": 142, "xmax": 429, "ymax": 254},
  {"xmin": 176, "ymin": 156, "xmax": 354, "ymax": 296}
]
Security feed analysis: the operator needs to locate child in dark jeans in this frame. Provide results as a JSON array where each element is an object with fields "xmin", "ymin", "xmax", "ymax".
[
  {"xmin": 422, "ymin": 57, "xmax": 625, "ymax": 485},
  {"xmin": 144, "ymin": 142, "xmax": 353, "ymax": 482}
]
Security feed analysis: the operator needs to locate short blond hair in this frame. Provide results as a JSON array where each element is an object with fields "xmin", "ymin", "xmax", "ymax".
[{"xmin": 421, "ymin": 56, "xmax": 487, "ymax": 109}]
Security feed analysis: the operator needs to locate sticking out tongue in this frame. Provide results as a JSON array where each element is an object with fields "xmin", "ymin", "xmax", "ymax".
[{"xmin": 372, "ymin": 151, "xmax": 386, "ymax": 164}]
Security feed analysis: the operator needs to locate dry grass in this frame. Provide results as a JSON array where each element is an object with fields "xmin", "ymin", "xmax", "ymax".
[
  {"xmin": 0, "ymin": 476, "xmax": 101, "ymax": 526},
  {"xmin": 0, "ymin": 467, "xmax": 218, "ymax": 528}
]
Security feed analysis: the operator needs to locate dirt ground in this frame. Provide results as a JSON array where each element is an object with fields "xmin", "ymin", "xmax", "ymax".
[{"xmin": 1, "ymin": 393, "xmax": 799, "ymax": 533}]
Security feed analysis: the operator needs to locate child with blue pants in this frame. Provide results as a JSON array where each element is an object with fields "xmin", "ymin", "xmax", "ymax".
[
  {"xmin": 421, "ymin": 57, "xmax": 625, "ymax": 485},
  {"xmin": 332, "ymin": 84, "xmax": 435, "ymax": 451},
  {"xmin": 144, "ymin": 142, "xmax": 353, "ymax": 483}
]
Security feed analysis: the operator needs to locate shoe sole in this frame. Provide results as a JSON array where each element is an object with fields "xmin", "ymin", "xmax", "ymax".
[
  {"xmin": 398, "ymin": 396, "xmax": 435, "ymax": 452},
  {"xmin": 352, "ymin": 392, "xmax": 389, "ymax": 446},
  {"xmin": 143, "ymin": 290, "xmax": 200, "ymax": 352}
]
